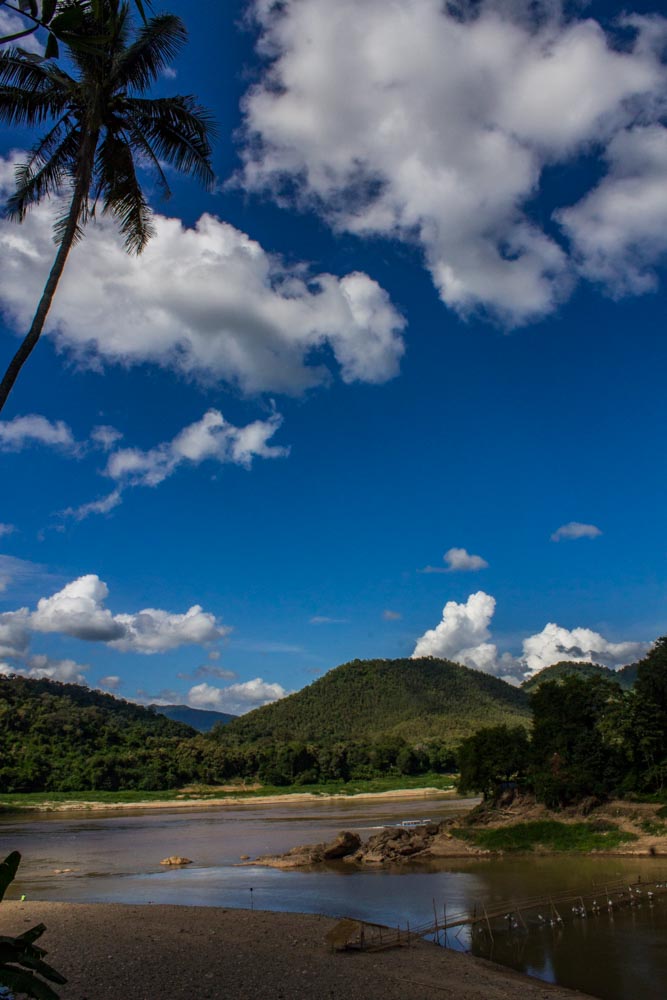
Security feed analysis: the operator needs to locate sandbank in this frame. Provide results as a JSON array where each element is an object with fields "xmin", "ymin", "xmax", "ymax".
[
  {"xmin": 1, "ymin": 786, "xmax": 463, "ymax": 813},
  {"xmin": 0, "ymin": 900, "xmax": 595, "ymax": 1000}
]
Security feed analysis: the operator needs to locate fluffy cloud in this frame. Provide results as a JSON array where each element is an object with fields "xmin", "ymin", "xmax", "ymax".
[
  {"xmin": 421, "ymin": 548, "xmax": 490, "ymax": 573},
  {"xmin": 558, "ymin": 125, "xmax": 667, "ymax": 294},
  {"xmin": 412, "ymin": 591, "xmax": 505, "ymax": 672},
  {"xmin": 0, "ymin": 157, "xmax": 404, "ymax": 394},
  {"xmin": 412, "ymin": 590, "xmax": 648, "ymax": 680},
  {"xmin": 188, "ymin": 677, "xmax": 288, "ymax": 715},
  {"xmin": 0, "ymin": 609, "xmax": 31, "ymax": 659},
  {"xmin": 242, "ymin": 0, "xmax": 667, "ymax": 323},
  {"xmin": 0, "ymin": 654, "xmax": 88, "ymax": 684},
  {"xmin": 522, "ymin": 623, "xmax": 647, "ymax": 674},
  {"xmin": 28, "ymin": 574, "xmax": 228, "ymax": 653},
  {"xmin": 551, "ymin": 522, "xmax": 602, "ymax": 541},
  {"xmin": 0, "ymin": 414, "xmax": 78, "ymax": 453},
  {"xmin": 0, "ymin": 11, "xmax": 44, "ymax": 55}
]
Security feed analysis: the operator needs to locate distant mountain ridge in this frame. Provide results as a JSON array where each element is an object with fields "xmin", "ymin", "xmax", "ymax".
[
  {"xmin": 220, "ymin": 656, "xmax": 532, "ymax": 745},
  {"xmin": 153, "ymin": 704, "xmax": 237, "ymax": 732}
]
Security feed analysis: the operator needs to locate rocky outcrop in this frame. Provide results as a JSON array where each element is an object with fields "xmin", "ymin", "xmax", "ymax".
[
  {"xmin": 249, "ymin": 821, "xmax": 485, "ymax": 869},
  {"xmin": 160, "ymin": 856, "xmax": 193, "ymax": 866}
]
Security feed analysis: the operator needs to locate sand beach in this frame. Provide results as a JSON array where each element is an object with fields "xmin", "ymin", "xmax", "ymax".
[{"xmin": 0, "ymin": 900, "xmax": 595, "ymax": 1000}]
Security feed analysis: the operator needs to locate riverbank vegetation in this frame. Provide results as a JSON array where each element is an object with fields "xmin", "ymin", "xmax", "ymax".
[
  {"xmin": 458, "ymin": 638, "xmax": 667, "ymax": 808},
  {"xmin": 453, "ymin": 819, "xmax": 637, "ymax": 853}
]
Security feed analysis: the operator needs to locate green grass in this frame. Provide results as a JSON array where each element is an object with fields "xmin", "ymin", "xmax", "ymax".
[
  {"xmin": 0, "ymin": 773, "xmax": 456, "ymax": 810},
  {"xmin": 453, "ymin": 820, "xmax": 638, "ymax": 853}
]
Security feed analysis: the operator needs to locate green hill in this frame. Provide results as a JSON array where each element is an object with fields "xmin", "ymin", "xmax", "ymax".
[
  {"xmin": 221, "ymin": 656, "xmax": 531, "ymax": 745},
  {"xmin": 153, "ymin": 704, "xmax": 237, "ymax": 731},
  {"xmin": 0, "ymin": 674, "xmax": 197, "ymax": 793},
  {"xmin": 522, "ymin": 660, "xmax": 637, "ymax": 693}
]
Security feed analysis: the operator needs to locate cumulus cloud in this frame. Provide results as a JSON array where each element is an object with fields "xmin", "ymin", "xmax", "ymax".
[
  {"xmin": 412, "ymin": 590, "xmax": 648, "ymax": 681},
  {"xmin": 551, "ymin": 522, "xmax": 602, "ymax": 541},
  {"xmin": 0, "ymin": 609, "xmax": 31, "ymax": 659},
  {"xmin": 522, "ymin": 623, "xmax": 647, "ymax": 674},
  {"xmin": 0, "ymin": 414, "xmax": 78, "ymax": 453},
  {"xmin": 0, "ymin": 654, "xmax": 88, "ymax": 684},
  {"xmin": 0, "ymin": 157, "xmax": 404, "ymax": 394},
  {"xmin": 241, "ymin": 0, "xmax": 667, "ymax": 323},
  {"xmin": 188, "ymin": 677, "xmax": 288, "ymax": 714},
  {"xmin": 27, "ymin": 574, "xmax": 228, "ymax": 653},
  {"xmin": 412, "ymin": 592, "xmax": 505, "ymax": 672},
  {"xmin": 558, "ymin": 125, "xmax": 667, "ymax": 295}
]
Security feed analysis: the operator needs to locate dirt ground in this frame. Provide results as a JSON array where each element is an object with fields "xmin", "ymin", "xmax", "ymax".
[{"xmin": 0, "ymin": 901, "xmax": 596, "ymax": 1000}]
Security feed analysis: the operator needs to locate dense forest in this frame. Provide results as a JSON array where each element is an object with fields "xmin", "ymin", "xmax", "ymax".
[
  {"xmin": 2, "ymin": 645, "xmax": 664, "ymax": 798},
  {"xmin": 221, "ymin": 657, "xmax": 531, "ymax": 744},
  {"xmin": 521, "ymin": 659, "xmax": 637, "ymax": 693},
  {"xmin": 459, "ymin": 637, "xmax": 667, "ymax": 805}
]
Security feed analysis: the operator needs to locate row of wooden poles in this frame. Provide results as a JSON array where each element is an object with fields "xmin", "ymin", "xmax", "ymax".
[{"xmin": 358, "ymin": 874, "xmax": 667, "ymax": 952}]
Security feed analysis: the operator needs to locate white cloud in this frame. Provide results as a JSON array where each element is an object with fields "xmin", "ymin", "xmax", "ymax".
[
  {"xmin": 105, "ymin": 409, "xmax": 288, "ymax": 488},
  {"xmin": 31, "ymin": 575, "xmax": 126, "ymax": 641},
  {"xmin": 558, "ymin": 125, "xmax": 667, "ymax": 295},
  {"xmin": 241, "ymin": 0, "xmax": 667, "ymax": 323},
  {"xmin": 382, "ymin": 609, "xmax": 402, "ymax": 621},
  {"xmin": 521, "ymin": 623, "xmax": 648, "ymax": 675},
  {"xmin": 0, "ymin": 609, "xmax": 31, "ymax": 658},
  {"xmin": 412, "ymin": 591, "xmax": 504, "ymax": 671},
  {"xmin": 0, "ymin": 11, "xmax": 44, "ymax": 55},
  {"xmin": 0, "ymin": 414, "xmax": 78, "ymax": 453},
  {"xmin": 90, "ymin": 425, "xmax": 123, "ymax": 451},
  {"xmin": 97, "ymin": 675, "xmax": 122, "ymax": 691},
  {"xmin": 64, "ymin": 490, "xmax": 123, "ymax": 521},
  {"xmin": 551, "ymin": 521, "xmax": 602, "ymax": 541},
  {"xmin": 0, "ymin": 524, "xmax": 15, "ymax": 538},
  {"xmin": 29, "ymin": 573, "xmax": 229, "ymax": 653},
  {"xmin": 309, "ymin": 615, "xmax": 348, "ymax": 624},
  {"xmin": 412, "ymin": 590, "xmax": 648, "ymax": 680},
  {"xmin": 444, "ymin": 547, "xmax": 489, "ymax": 572},
  {"xmin": 0, "ymin": 653, "xmax": 88, "ymax": 684},
  {"xmin": 188, "ymin": 677, "xmax": 288, "ymax": 714},
  {"xmin": 0, "ymin": 156, "xmax": 405, "ymax": 394}
]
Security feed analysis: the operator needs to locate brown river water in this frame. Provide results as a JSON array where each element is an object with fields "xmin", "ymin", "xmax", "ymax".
[{"xmin": 1, "ymin": 794, "xmax": 665, "ymax": 1000}]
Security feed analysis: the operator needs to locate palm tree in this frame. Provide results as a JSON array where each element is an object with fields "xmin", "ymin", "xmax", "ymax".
[{"xmin": 0, "ymin": 0, "xmax": 215, "ymax": 413}]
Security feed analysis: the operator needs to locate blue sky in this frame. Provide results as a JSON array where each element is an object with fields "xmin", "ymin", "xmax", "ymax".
[{"xmin": 0, "ymin": 0, "xmax": 666, "ymax": 713}]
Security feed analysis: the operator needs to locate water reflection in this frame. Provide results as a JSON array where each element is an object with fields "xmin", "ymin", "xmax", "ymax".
[{"xmin": 2, "ymin": 800, "xmax": 666, "ymax": 1000}]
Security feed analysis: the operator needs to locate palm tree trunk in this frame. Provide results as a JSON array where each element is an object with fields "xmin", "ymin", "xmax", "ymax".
[{"xmin": 0, "ymin": 130, "xmax": 98, "ymax": 415}]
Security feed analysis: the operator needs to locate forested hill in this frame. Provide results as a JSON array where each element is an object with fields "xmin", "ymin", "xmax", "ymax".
[
  {"xmin": 0, "ymin": 674, "xmax": 196, "ymax": 792},
  {"xmin": 522, "ymin": 660, "xmax": 638, "ymax": 693},
  {"xmin": 220, "ymin": 657, "xmax": 531, "ymax": 745}
]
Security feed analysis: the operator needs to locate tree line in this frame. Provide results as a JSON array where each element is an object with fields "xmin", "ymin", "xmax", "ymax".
[{"xmin": 458, "ymin": 637, "xmax": 667, "ymax": 805}]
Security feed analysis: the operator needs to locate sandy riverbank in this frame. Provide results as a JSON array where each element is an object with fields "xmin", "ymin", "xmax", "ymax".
[
  {"xmin": 0, "ymin": 901, "xmax": 595, "ymax": 1000},
  {"xmin": 0, "ymin": 787, "xmax": 463, "ymax": 813}
]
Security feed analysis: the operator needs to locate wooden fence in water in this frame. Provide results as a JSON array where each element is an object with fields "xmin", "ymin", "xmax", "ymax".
[{"xmin": 326, "ymin": 873, "xmax": 667, "ymax": 953}]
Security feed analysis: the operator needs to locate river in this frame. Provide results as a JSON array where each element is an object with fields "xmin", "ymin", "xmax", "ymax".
[{"xmin": 1, "ymin": 795, "xmax": 665, "ymax": 1000}]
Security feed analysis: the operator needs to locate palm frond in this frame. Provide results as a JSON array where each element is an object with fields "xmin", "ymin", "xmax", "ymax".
[
  {"xmin": 0, "ymin": 84, "xmax": 70, "ymax": 126},
  {"xmin": 115, "ymin": 13, "xmax": 186, "ymax": 91},
  {"xmin": 0, "ymin": 48, "xmax": 56, "ymax": 90},
  {"xmin": 118, "ymin": 117, "xmax": 171, "ymax": 200},
  {"xmin": 124, "ymin": 95, "xmax": 216, "ymax": 189},
  {"xmin": 7, "ymin": 126, "xmax": 81, "ymax": 221},
  {"xmin": 95, "ymin": 129, "xmax": 154, "ymax": 253}
]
